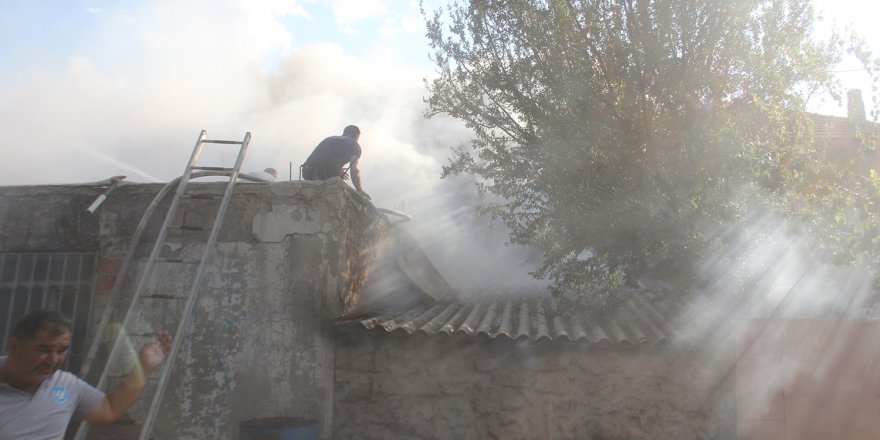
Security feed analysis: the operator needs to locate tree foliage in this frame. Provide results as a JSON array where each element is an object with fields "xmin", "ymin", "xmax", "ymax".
[{"xmin": 424, "ymin": 0, "xmax": 879, "ymax": 296}]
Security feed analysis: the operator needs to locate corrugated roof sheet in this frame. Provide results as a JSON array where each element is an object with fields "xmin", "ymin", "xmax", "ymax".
[
  {"xmin": 339, "ymin": 295, "xmax": 678, "ymax": 344},
  {"xmin": 813, "ymin": 114, "xmax": 860, "ymax": 141},
  {"xmin": 811, "ymin": 114, "xmax": 880, "ymax": 156}
]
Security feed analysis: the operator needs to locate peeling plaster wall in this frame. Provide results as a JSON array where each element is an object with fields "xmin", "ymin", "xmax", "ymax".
[
  {"xmin": 333, "ymin": 329, "xmax": 737, "ymax": 440},
  {"xmin": 1, "ymin": 182, "xmax": 738, "ymax": 440},
  {"xmin": 0, "ymin": 185, "xmax": 101, "ymax": 252},
  {"xmin": 99, "ymin": 180, "xmax": 383, "ymax": 439},
  {"xmin": 0, "ymin": 180, "xmax": 385, "ymax": 440}
]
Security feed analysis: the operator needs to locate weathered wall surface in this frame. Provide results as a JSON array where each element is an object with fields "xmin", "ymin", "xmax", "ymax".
[
  {"xmin": 0, "ymin": 179, "xmax": 386, "ymax": 440},
  {"xmin": 334, "ymin": 329, "xmax": 737, "ymax": 440},
  {"xmin": 2, "ymin": 181, "xmax": 739, "ymax": 440},
  {"xmin": 96, "ymin": 179, "xmax": 383, "ymax": 440},
  {"xmin": 0, "ymin": 185, "xmax": 101, "ymax": 252}
]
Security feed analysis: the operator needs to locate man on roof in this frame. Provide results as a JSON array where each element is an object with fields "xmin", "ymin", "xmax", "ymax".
[
  {"xmin": 302, "ymin": 125, "xmax": 371, "ymax": 200},
  {"xmin": 0, "ymin": 309, "xmax": 172, "ymax": 438}
]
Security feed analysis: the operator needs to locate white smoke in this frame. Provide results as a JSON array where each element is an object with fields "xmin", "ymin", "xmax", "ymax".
[{"xmin": 0, "ymin": 0, "xmax": 544, "ymax": 293}]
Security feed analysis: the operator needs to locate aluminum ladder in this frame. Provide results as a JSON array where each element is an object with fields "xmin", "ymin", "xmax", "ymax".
[{"xmin": 74, "ymin": 130, "xmax": 251, "ymax": 440}]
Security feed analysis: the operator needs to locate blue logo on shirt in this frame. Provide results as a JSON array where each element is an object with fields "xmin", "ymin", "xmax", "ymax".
[{"xmin": 51, "ymin": 386, "xmax": 68, "ymax": 404}]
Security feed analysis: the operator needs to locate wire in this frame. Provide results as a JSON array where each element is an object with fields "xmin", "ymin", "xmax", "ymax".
[{"xmin": 833, "ymin": 67, "xmax": 874, "ymax": 73}]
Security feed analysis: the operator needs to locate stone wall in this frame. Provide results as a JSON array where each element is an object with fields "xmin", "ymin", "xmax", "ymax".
[
  {"xmin": 334, "ymin": 329, "xmax": 737, "ymax": 440},
  {"xmin": 98, "ymin": 179, "xmax": 383, "ymax": 439},
  {"xmin": 0, "ymin": 185, "xmax": 101, "ymax": 252},
  {"xmin": 1, "ymin": 180, "xmax": 740, "ymax": 440},
  {"xmin": 1, "ymin": 179, "xmax": 386, "ymax": 440}
]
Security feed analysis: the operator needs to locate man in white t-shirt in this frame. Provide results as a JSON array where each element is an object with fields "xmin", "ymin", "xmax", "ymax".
[{"xmin": 0, "ymin": 310, "xmax": 171, "ymax": 439}]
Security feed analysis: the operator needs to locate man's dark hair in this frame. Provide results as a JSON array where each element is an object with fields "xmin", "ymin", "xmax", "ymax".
[
  {"xmin": 342, "ymin": 125, "xmax": 360, "ymax": 138},
  {"xmin": 10, "ymin": 309, "xmax": 72, "ymax": 342}
]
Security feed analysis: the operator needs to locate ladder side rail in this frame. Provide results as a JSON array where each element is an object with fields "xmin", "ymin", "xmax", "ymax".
[
  {"xmin": 79, "ymin": 168, "xmax": 245, "ymax": 381},
  {"xmin": 73, "ymin": 170, "xmax": 243, "ymax": 440},
  {"xmin": 123, "ymin": 130, "xmax": 207, "ymax": 303},
  {"xmin": 139, "ymin": 132, "xmax": 250, "ymax": 440},
  {"xmin": 93, "ymin": 130, "xmax": 208, "ymax": 390},
  {"xmin": 78, "ymin": 177, "xmax": 183, "ymax": 380},
  {"xmin": 75, "ymin": 131, "xmax": 210, "ymax": 440},
  {"xmin": 74, "ymin": 130, "xmax": 208, "ymax": 440}
]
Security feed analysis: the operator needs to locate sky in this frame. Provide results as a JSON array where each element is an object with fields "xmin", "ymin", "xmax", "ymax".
[
  {"xmin": 1, "ymin": 1, "xmax": 877, "ymax": 185},
  {"xmin": 0, "ymin": 0, "xmax": 877, "ymax": 292},
  {"xmin": 0, "ymin": 0, "xmax": 537, "ymax": 291}
]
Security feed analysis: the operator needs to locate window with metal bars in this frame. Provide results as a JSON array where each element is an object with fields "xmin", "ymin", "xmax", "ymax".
[{"xmin": 0, "ymin": 252, "xmax": 96, "ymax": 373}]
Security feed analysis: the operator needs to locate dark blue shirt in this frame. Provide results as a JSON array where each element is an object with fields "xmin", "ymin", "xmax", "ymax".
[{"xmin": 304, "ymin": 135, "xmax": 362, "ymax": 172}]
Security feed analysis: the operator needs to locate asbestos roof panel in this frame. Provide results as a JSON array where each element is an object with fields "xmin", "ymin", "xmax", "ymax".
[
  {"xmin": 344, "ymin": 295, "xmax": 676, "ymax": 344},
  {"xmin": 516, "ymin": 302, "xmax": 531, "ymax": 339},
  {"xmin": 550, "ymin": 300, "xmax": 570, "ymax": 340},
  {"xmin": 459, "ymin": 303, "xmax": 484, "ymax": 336},
  {"xmin": 422, "ymin": 303, "xmax": 462, "ymax": 334}
]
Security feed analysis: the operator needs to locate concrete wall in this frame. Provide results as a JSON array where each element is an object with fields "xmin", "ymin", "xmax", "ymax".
[
  {"xmin": 2, "ymin": 181, "xmax": 738, "ymax": 440},
  {"xmin": 334, "ymin": 329, "xmax": 737, "ymax": 440},
  {"xmin": 737, "ymin": 320, "xmax": 880, "ymax": 440},
  {"xmin": 0, "ymin": 185, "xmax": 101, "ymax": 252},
  {"xmin": 0, "ymin": 179, "xmax": 386, "ymax": 440}
]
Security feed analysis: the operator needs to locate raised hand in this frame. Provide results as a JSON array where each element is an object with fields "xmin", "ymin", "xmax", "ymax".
[{"xmin": 139, "ymin": 331, "xmax": 172, "ymax": 373}]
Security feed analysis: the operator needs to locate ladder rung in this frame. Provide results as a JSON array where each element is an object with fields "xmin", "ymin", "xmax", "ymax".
[
  {"xmin": 169, "ymin": 225, "xmax": 207, "ymax": 232},
  {"xmin": 155, "ymin": 257, "xmax": 200, "ymax": 264},
  {"xmin": 180, "ymin": 193, "xmax": 222, "ymax": 200},
  {"xmin": 125, "ymin": 332, "xmax": 160, "ymax": 338},
  {"xmin": 203, "ymin": 139, "xmax": 243, "ymax": 145},
  {"xmin": 141, "ymin": 294, "xmax": 187, "ymax": 300},
  {"xmin": 108, "ymin": 373, "xmax": 160, "ymax": 382},
  {"xmin": 191, "ymin": 166, "xmax": 234, "ymax": 172}
]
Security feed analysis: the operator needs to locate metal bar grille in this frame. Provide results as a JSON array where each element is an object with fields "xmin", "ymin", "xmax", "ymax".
[{"xmin": 0, "ymin": 252, "xmax": 96, "ymax": 372}]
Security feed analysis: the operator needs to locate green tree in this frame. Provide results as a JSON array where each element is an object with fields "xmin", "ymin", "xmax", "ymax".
[{"xmin": 424, "ymin": 0, "xmax": 878, "ymax": 296}]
